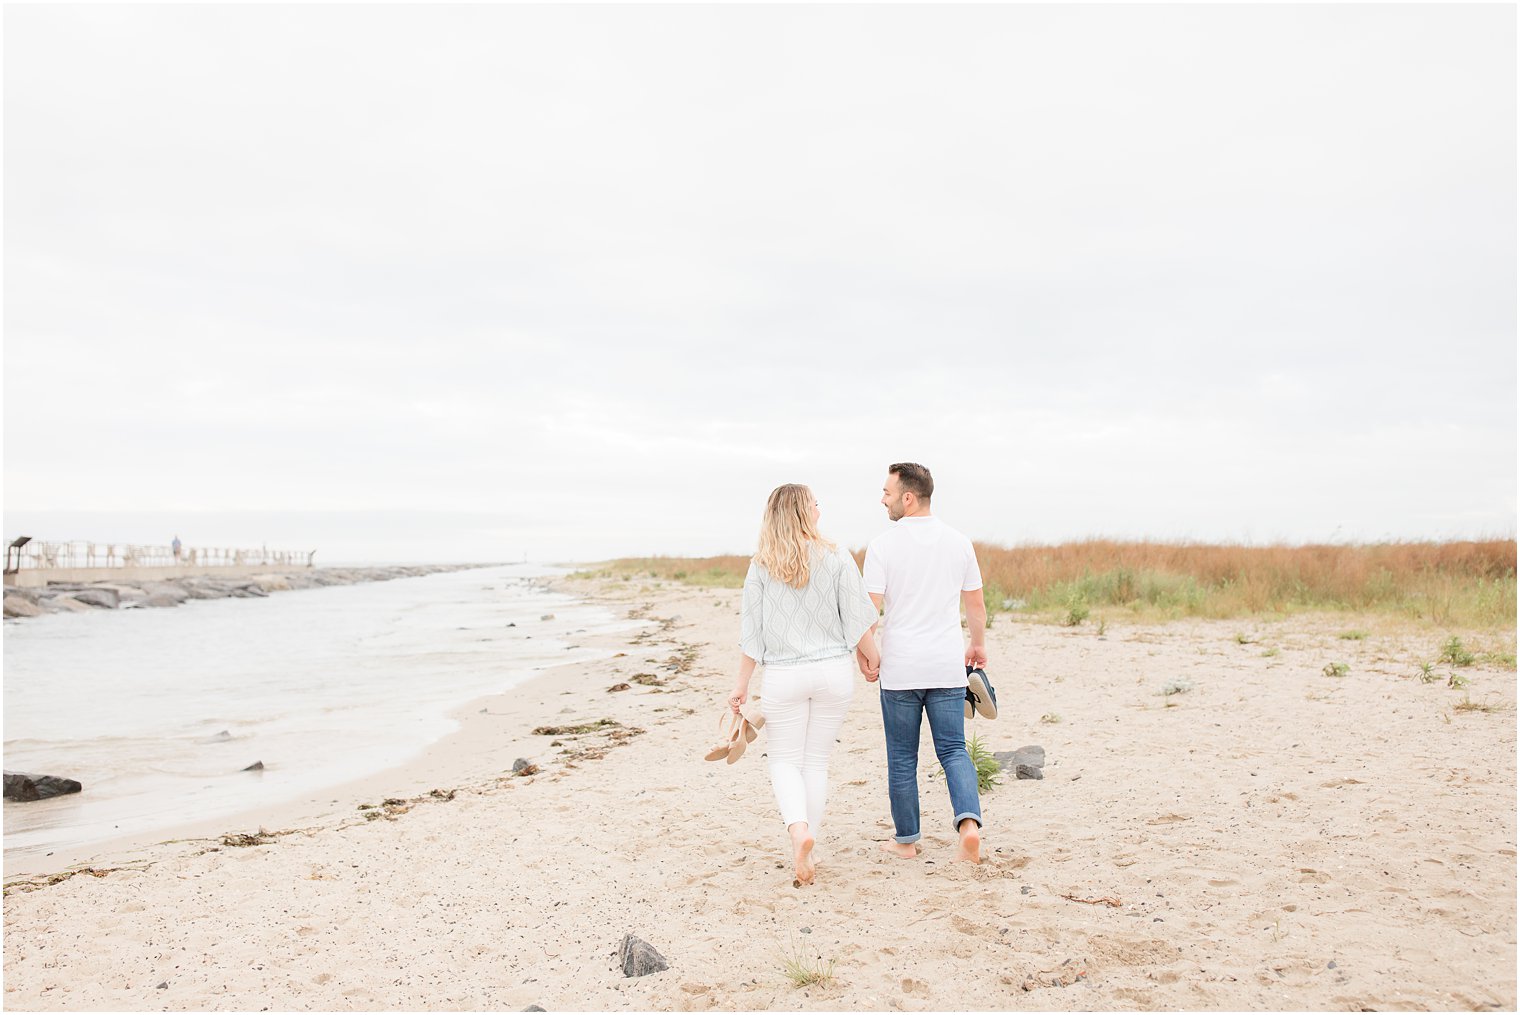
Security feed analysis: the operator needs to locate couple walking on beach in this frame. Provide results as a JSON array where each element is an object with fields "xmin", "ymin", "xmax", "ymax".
[{"xmin": 727, "ymin": 462, "xmax": 989, "ymax": 886}]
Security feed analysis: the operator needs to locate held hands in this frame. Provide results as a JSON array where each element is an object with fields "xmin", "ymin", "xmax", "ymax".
[
  {"xmin": 965, "ymin": 644, "xmax": 988, "ymax": 669},
  {"xmin": 856, "ymin": 646, "xmax": 881, "ymax": 682}
]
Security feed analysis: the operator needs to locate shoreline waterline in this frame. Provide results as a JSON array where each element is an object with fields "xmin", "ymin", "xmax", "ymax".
[{"xmin": 3, "ymin": 564, "xmax": 648, "ymax": 874}]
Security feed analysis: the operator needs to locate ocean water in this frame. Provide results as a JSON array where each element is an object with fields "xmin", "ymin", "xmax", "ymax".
[{"xmin": 2, "ymin": 564, "xmax": 636, "ymax": 864}]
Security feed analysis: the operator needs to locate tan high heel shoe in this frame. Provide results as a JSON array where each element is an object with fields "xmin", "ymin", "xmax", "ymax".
[{"xmin": 704, "ymin": 711, "xmax": 742, "ymax": 762}]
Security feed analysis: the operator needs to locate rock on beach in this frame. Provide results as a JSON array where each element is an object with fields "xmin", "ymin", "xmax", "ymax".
[
  {"xmin": 4, "ymin": 594, "xmax": 43, "ymax": 618},
  {"xmin": 994, "ymin": 745, "xmax": 1047, "ymax": 780},
  {"xmin": 68, "ymin": 588, "xmax": 119, "ymax": 609},
  {"xmin": 618, "ymin": 934, "xmax": 670, "ymax": 977},
  {"xmin": 4, "ymin": 771, "xmax": 83, "ymax": 802}
]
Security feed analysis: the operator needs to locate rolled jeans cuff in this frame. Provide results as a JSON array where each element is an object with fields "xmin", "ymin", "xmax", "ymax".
[
  {"xmin": 893, "ymin": 831, "xmax": 922, "ymax": 844},
  {"xmin": 953, "ymin": 811, "xmax": 982, "ymax": 831}
]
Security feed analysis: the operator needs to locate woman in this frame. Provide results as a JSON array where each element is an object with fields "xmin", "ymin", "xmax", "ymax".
[{"xmin": 729, "ymin": 483, "xmax": 881, "ymax": 886}]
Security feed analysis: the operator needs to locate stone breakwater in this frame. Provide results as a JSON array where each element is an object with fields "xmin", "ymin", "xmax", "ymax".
[{"xmin": 2, "ymin": 565, "xmax": 489, "ymax": 619}]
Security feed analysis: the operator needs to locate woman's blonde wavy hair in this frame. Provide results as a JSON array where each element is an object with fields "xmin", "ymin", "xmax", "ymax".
[{"xmin": 754, "ymin": 484, "xmax": 835, "ymax": 589}]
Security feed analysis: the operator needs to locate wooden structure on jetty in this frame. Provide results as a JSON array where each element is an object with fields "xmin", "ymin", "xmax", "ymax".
[{"xmin": 3, "ymin": 538, "xmax": 314, "ymax": 589}]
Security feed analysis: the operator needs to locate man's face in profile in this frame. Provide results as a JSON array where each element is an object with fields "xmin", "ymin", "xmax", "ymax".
[{"xmin": 881, "ymin": 474, "xmax": 908, "ymax": 522}]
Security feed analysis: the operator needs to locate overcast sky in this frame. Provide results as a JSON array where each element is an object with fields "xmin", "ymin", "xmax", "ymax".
[{"xmin": 4, "ymin": 4, "xmax": 1515, "ymax": 564}]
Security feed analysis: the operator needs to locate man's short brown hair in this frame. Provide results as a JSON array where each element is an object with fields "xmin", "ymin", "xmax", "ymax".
[{"xmin": 889, "ymin": 462, "xmax": 934, "ymax": 501}]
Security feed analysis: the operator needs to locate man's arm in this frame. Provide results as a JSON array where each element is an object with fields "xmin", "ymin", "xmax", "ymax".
[{"xmin": 962, "ymin": 588, "xmax": 987, "ymax": 668}]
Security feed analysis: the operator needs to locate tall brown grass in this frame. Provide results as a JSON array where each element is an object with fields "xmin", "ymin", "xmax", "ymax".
[
  {"xmin": 969, "ymin": 539, "xmax": 1516, "ymax": 627},
  {"xmin": 586, "ymin": 539, "xmax": 1517, "ymax": 628}
]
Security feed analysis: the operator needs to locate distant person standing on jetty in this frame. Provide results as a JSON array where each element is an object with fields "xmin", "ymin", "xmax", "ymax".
[
  {"xmin": 729, "ymin": 484, "xmax": 881, "ymax": 886},
  {"xmin": 863, "ymin": 462, "xmax": 986, "ymax": 864},
  {"xmin": 171, "ymin": 534, "xmax": 182, "ymax": 562}
]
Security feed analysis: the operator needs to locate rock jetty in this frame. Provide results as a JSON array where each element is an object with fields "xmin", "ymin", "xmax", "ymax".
[{"xmin": 3, "ymin": 565, "xmax": 489, "ymax": 620}]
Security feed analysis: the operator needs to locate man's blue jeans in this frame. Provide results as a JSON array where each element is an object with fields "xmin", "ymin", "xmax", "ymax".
[{"xmin": 879, "ymin": 687, "xmax": 982, "ymax": 843}]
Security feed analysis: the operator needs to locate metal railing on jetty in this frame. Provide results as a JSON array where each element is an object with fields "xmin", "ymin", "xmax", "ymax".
[{"xmin": 4, "ymin": 538, "xmax": 315, "ymax": 587}]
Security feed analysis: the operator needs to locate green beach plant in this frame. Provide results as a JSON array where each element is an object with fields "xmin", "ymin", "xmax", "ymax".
[
  {"xmin": 966, "ymin": 733, "xmax": 1002, "ymax": 793},
  {"xmin": 1323, "ymin": 662, "xmax": 1350, "ymax": 678},
  {"xmin": 1439, "ymin": 637, "xmax": 1476, "ymax": 667},
  {"xmin": 1480, "ymin": 649, "xmax": 1518, "ymax": 669}
]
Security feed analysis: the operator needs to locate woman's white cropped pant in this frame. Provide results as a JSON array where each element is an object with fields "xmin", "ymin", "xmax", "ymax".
[{"xmin": 760, "ymin": 654, "xmax": 856, "ymax": 836}]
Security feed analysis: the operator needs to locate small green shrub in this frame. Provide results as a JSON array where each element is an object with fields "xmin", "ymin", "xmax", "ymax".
[
  {"xmin": 1260, "ymin": 647, "xmax": 1280, "ymax": 658},
  {"xmin": 1440, "ymin": 637, "xmax": 1476, "ymax": 667},
  {"xmin": 1323, "ymin": 662, "xmax": 1350, "ymax": 678},
  {"xmin": 1338, "ymin": 630, "xmax": 1369, "ymax": 641},
  {"xmin": 1417, "ymin": 661, "xmax": 1439, "ymax": 683},
  {"xmin": 966, "ymin": 733, "xmax": 1002, "ymax": 792}
]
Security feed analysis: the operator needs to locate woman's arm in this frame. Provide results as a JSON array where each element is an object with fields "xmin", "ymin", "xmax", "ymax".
[
  {"xmin": 729, "ymin": 653, "xmax": 758, "ymax": 714},
  {"xmin": 733, "ymin": 562, "xmax": 763, "ymax": 712}
]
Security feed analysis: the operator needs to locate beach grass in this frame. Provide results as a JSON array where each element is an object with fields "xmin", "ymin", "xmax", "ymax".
[
  {"xmin": 779, "ymin": 936, "xmax": 837, "ymax": 989},
  {"xmin": 584, "ymin": 539, "xmax": 1517, "ymax": 628},
  {"xmin": 574, "ymin": 555, "xmax": 751, "ymax": 589}
]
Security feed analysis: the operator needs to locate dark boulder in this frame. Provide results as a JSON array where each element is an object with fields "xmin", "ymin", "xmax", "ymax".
[
  {"xmin": 4, "ymin": 771, "xmax": 83, "ymax": 801},
  {"xmin": 242, "ymin": 761, "xmax": 264, "ymax": 771},
  {"xmin": 618, "ymin": 934, "xmax": 670, "ymax": 977},
  {"xmin": 994, "ymin": 745, "xmax": 1047, "ymax": 780}
]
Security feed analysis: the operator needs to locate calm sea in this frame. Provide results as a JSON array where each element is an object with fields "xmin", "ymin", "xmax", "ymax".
[{"xmin": 3, "ymin": 564, "xmax": 635, "ymax": 864}]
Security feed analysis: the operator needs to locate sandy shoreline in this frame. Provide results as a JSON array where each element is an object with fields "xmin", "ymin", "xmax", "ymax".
[{"xmin": 4, "ymin": 575, "xmax": 1515, "ymax": 1011}]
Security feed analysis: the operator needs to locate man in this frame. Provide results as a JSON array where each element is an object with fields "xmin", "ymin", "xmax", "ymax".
[{"xmin": 861, "ymin": 462, "xmax": 987, "ymax": 864}]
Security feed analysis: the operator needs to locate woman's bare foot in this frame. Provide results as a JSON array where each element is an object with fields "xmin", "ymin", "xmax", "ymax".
[
  {"xmin": 955, "ymin": 818, "xmax": 981, "ymax": 864},
  {"xmin": 880, "ymin": 841, "xmax": 919, "ymax": 859},
  {"xmin": 789, "ymin": 822, "xmax": 816, "ymax": 884}
]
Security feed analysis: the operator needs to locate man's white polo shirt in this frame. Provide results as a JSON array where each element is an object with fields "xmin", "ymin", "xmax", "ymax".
[{"xmin": 863, "ymin": 515, "xmax": 983, "ymax": 691}]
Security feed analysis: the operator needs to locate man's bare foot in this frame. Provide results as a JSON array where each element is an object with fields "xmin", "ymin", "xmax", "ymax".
[
  {"xmin": 955, "ymin": 819, "xmax": 982, "ymax": 864},
  {"xmin": 790, "ymin": 823, "xmax": 816, "ymax": 885},
  {"xmin": 880, "ymin": 841, "xmax": 919, "ymax": 859}
]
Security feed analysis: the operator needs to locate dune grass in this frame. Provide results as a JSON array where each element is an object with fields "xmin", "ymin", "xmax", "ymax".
[
  {"xmin": 582, "ymin": 539, "xmax": 1516, "ymax": 629},
  {"xmin": 575, "ymin": 555, "xmax": 751, "ymax": 589}
]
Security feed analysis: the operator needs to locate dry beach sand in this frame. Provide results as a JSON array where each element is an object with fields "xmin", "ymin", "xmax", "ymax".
[{"xmin": 4, "ymin": 575, "xmax": 1515, "ymax": 1011}]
